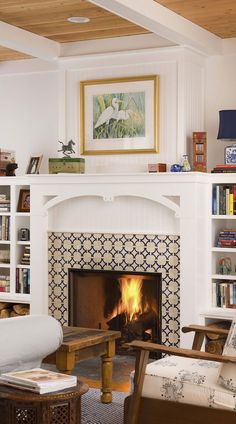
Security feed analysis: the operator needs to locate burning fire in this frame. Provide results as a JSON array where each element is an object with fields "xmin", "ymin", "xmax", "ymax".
[{"xmin": 115, "ymin": 277, "xmax": 144, "ymax": 322}]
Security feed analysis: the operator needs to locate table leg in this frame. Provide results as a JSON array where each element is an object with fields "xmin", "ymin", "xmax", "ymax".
[
  {"xmin": 56, "ymin": 351, "xmax": 75, "ymax": 374},
  {"xmin": 101, "ymin": 340, "xmax": 115, "ymax": 403}
]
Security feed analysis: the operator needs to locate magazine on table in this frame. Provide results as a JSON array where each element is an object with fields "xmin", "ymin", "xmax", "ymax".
[{"xmin": 0, "ymin": 368, "xmax": 77, "ymax": 394}]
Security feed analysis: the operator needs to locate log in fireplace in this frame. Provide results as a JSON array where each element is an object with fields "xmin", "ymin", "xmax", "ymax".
[{"xmin": 68, "ymin": 269, "xmax": 162, "ymax": 352}]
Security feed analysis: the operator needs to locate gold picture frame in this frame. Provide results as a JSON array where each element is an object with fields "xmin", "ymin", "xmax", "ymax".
[{"xmin": 80, "ymin": 75, "xmax": 159, "ymax": 155}]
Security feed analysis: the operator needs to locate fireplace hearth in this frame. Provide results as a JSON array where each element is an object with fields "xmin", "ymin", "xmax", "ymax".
[{"xmin": 68, "ymin": 269, "xmax": 162, "ymax": 352}]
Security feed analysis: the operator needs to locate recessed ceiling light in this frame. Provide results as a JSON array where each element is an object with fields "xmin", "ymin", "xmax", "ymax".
[{"xmin": 67, "ymin": 16, "xmax": 90, "ymax": 24}]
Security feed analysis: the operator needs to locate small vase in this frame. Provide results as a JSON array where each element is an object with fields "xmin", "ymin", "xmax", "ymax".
[{"xmin": 181, "ymin": 155, "xmax": 191, "ymax": 172}]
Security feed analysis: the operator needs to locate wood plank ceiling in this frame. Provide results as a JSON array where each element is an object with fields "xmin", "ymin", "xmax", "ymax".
[
  {"xmin": 0, "ymin": 0, "xmax": 236, "ymax": 61},
  {"xmin": 155, "ymin": 0, "xmax": 236, "ymax": 39}
]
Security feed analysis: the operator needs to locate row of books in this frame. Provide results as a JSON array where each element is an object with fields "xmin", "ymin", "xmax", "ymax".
[
  {"xmin": 0, "ymin": 368, "xmax": 77, "ymax": 394},
  {"xmin": 211, "ymin": 164, "xmax": 236, "ymax": 173},
  {"xmin": 0, "ymin": 275, "xmax": 10, "ymax": 292},
  {"xmin": 212, "ymin": 281, "xmax": 236, "ymax": 308},
  {"xmin": 217, "ymin": 229, "xmax": 236, "ymax": 248},
  {"xmin": 212, "ymin": 185, "xmax": 236, "ymax": 215},
  {"xmin": 0, "ymin": 215, "xmax": 10, "ymax": 240},
  {"xmin": 16, "ymin": 268, "xmax": 30, "ymax": 294}
]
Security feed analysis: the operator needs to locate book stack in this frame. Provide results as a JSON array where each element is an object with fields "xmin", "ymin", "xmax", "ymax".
[
  {"xmin": 0, "ymin": 368, "xmax": 77, "ymax": 394},
  {"xmin": 217, "ymin": 229, "xmax": 236, "ymax": 248},
  {"xmin": 211, "ymin": 164, "xmax": 236, "ymax": 173},
  {"xmin": 16, "ymin": 268, "xmax": 30, "ymax": 294},
  {"xmin": 0, "ymin": 194, "xmax": 10, "ymax": 212},
  {"xmin": 212, "ymin": 185, "xmax": 236, "ymax": 215},
  {"xmin": 0, "ymin": 275, "xmax": 10, "ymax": 292},
  {"xmin": 212, "ymin": 281, "xmax": 236, "ymax": 308},
  {"xmin": 20, "ymin": 246, "xmax": 30, "ymax": 265}
]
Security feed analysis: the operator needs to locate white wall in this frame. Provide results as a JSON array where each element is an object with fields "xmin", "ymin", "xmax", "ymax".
[
  {"xmin": 0, "ymin": 46, "xmax": 205, "ymax": 174},
  {"xmin": 61, "ymin": 47, "xmax": 205, "ymax": 173},
  {"xmin": 0, "ymin": 69, "xmax": 59, "ymax": 174},
  {"xmin": 206, "ymin": 54, "xmax": 236, "ymax": 171}
]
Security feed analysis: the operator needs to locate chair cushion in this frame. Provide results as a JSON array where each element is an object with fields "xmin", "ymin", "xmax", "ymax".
[
  {"xmin": 217, "ymin": 317, "xmax": 236, "ymax": 393},
  {"xmin": 130, "ymin": 355, "xmax": 236, "ymax": 411}
]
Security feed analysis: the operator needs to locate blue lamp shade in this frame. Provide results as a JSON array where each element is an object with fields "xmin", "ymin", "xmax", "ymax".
[{"xmin": 217, "ymin": 110, "xmax": 236, "ymax": 139}]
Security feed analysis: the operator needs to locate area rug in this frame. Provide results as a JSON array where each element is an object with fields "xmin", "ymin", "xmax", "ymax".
[{"xmin": 81, "ymin": 388, "xmax": 128, "ymax": 424}]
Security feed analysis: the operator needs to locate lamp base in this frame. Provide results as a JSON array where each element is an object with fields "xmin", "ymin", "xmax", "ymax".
[{"xmin": 225, "ymin": 144, "xmax": 236, "ymax": 164}]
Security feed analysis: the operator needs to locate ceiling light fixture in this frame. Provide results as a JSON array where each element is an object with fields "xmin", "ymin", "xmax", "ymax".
[{"xmin": 67, "ymin": 16, "xmax": 90, "ymax": 24}]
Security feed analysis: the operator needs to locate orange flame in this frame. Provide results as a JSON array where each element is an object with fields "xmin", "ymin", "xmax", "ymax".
[{"xmin": 117, "ymin": 277, "xmax": 143, "ymax": 322}]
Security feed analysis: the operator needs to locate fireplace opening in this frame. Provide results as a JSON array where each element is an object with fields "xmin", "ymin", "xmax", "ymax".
[{"xmin": 68, "ymin": 269, "xmax": 162, "ymax": 353}]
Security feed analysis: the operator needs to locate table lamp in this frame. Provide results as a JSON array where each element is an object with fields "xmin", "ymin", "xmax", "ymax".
[{"xmin": 217, "ymin": 110, "xmax": 236, "ymax": 164}]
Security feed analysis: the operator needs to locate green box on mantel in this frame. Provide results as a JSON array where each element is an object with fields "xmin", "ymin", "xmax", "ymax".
[{"xmin": 48, "ymin": 158, "xmax": 85, "ymax": 174}]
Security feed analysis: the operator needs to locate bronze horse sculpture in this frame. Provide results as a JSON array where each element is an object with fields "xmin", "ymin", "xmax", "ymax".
[{"xmin": 58, "ymin": 140, "xmax": 75, "ymax": 157}]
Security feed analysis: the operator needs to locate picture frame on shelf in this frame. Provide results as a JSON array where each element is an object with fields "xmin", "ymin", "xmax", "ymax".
[
  {"xmin": 26, "ymin": 155, "xmax": 42, "ymax": 174},
  {"xmin": 17, "ymin": 189, "xmax": 30, "ymax": 213},
  {"xmin": 80, "ymin": 75, "xmax": 159, "ymax": 155}
]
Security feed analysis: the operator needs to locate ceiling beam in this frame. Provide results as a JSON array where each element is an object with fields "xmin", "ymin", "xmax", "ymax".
[
  {"xmin": 88, "ymin": 0, "xmax": 222, "ymax": 55},
  {"xmin": 0, "ymin": 20, "xmax": 60, "ymax": 61}
]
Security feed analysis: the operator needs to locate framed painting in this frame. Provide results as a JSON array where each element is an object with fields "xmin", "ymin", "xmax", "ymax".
[{"xmin": 80, "ymin": 75, "xmax": 159, "ymax": 155}]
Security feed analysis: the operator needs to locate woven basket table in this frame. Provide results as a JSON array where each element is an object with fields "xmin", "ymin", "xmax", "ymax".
[{"xmin": 0, "ymin": 380, "xmax": 89, "ymax": 424}]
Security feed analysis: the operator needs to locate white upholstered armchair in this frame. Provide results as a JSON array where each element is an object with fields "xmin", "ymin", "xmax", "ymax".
[
  {"xmin": 0, "ymin": 314, "xmax": 63, "ymax": 374},
  {"xmin": 125, "ymin": 317, "xmax": 236, "ymax": 424}
]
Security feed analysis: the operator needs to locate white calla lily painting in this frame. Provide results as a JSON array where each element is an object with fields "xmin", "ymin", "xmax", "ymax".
[{"xmin": 80, "ymin": 75, "xmax": 159, "ymax": 155}]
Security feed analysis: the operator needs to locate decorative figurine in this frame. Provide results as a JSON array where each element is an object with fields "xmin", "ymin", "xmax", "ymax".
[
  {"xmin": 218, "ymin": 257, "xmax": 232, "ymax": 275},
  {"xmin": 5, "ymin": 162, "xmax": 18, "ymax": 176},
  {"xmin": 58, "ymin": 140, "xmax": 75, "ymax": 158}
]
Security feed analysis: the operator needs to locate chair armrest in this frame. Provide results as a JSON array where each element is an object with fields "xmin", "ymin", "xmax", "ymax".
[
  {"xmin": 182, "ymin": 324, "xmax": 229, "ymax": 337},
  {"xmin": 181, "ymin": 324, "xmax": 229, "ymax": 351},
  {"xmin": 128, "ymin": 340, "xmax": 236, "ymax": 364}
]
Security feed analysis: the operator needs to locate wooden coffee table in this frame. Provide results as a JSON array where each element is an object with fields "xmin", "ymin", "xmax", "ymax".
[{"xmin": 45, "ymin": 327, "xmax": 121, "ymax": 404}]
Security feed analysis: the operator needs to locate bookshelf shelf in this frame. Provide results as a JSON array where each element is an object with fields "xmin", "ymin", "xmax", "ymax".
[
  {"xmin": 16, "ymin": 264, "xmax": 30, "ymax": 269},
  {"xmin": 212, "ymin": 247, "xmax": 236, "ymax": 252},
  {"xmin": 211, "ymin": 215, "xmax": 236, "ymax": 219},
  {"xmin": 0, "ymin": 292, "xmax": 30, "ymax": 303},
  {"xmin": 212, "ymin": 274, "xmax": 236, "ymax": 280}
]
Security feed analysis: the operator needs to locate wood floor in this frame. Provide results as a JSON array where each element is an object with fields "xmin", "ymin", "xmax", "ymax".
[
  {"xmin": 79, "ymin": 376, "xmax": 130, "ymax": 392},
  {"xmin": 74, "ymin": 355, "xmax": 135, "ymax": 393},
  {"xmin": 43, "ymin": 354, "xmax": 134, "ymax": 393}
]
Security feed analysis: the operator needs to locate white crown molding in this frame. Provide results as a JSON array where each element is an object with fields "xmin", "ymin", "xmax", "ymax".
[
  {"xmin": 60, "ymin": 33, "xmax": 175, "ymax": 57},
  {"xmin": 88, "ymin": 0, "xmax": 222, "ymax": 56},
  {"xmin": 0, "ymin": 20, "xmax": 60, "ymax": 61}
]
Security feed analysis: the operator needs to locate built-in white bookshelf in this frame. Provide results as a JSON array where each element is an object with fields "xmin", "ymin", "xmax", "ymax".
[
  {"xmin": 0, "ymin": 177, "xmax": 30, "ymax": 306},
  {"xmin": 209, "ymin": 177, "xmax": 236, "ymax": 319}
]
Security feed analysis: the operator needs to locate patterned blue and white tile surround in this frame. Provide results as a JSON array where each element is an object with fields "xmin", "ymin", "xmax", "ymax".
[{"xmin": 48, "ymin": 232, "xmax": 180, "ymax": 346}]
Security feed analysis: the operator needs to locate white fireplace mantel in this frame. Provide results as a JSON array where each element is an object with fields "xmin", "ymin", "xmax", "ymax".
[{"xmin": 29, "ymin": 172, "xmax": 209, "ymax": 346}]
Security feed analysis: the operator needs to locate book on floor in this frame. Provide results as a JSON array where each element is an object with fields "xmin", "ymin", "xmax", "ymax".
[{"xmin": 0, "ymin": 368, "xmax": 77, "ymax": 394}]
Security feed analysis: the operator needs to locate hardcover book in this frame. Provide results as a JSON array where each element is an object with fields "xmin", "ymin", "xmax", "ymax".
[{"xmin": 0, "ymin": 368, "xmax": 77, "ymax": 394}]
